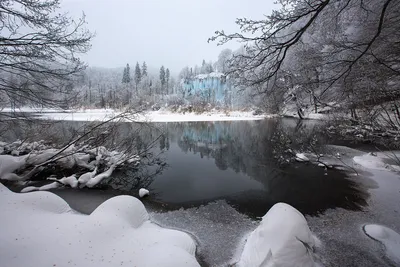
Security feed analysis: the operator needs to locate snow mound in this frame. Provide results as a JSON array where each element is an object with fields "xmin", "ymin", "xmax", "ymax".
[
  {"xmin": 139, "ymin": 188, "xmax": 150, "ymax": 198},
  {"xmin": 0, "ymin": 182, "xmax": 200, "ymax": 267},
  {"xmin": 0, "ymin": 183, "xmax": 70, "ymax": 214},
  {"xmin": 364, "ymin": 224, "xmax": 400, "ymax": 264},
  {"xmin": 0, "ymin": 155, "xmax": 27, "ymax": 178},
  {"xmin": 91, "ymin": 195, "xmax": 149, "ymax": 228},
  {"xmin": 353, "ymin": 152, "xmax": 400, "ymax": 172},
  {"xmin": 238, "ymin": 203, "xmax": 320, "ymax": 267}
]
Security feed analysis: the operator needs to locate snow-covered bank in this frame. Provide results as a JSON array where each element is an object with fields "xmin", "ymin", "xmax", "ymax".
[
  {"xmin": 0, "ymin": 183, "xmax": 200, "ymax": 267},
  {"xmin": 237, "ymin": 203, "xmax": 321, "ymax": 267},
  {"xmin": 1, "ymin": 106, "xmax": 72, "ymax": 113},
  {"xmin": 32, "ymin": 109, "xmax": 269, "ymax": 122},
  {"xmin": 353, "ymin": 152, "xmax": 400, "ymax": 172},
  {"xmin": 280, "ymin": 103, "xmax": 329, "ymax": 120},
  {"xmin": 1, "ymin": 107, "xmax": 270, "ymax": 122}
]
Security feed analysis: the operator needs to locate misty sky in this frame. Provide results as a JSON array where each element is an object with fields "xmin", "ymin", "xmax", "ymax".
[{"xmin": 62, "ymin": 0, "xmax": 275, "ymax": 73}]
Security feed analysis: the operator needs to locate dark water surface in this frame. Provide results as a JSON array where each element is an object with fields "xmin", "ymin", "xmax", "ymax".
[
  {"xmin": 142, "ymin": 119, "xmax": 368, "ymax": 217},
  {"xmin": 1, "ymin": 117, "xmax": 369, "ymax": 218}
]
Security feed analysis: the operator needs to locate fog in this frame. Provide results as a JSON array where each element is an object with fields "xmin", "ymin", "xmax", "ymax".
[{"xmin": 62, "ymin": 0, "xmax": 275, "ymax": 72}]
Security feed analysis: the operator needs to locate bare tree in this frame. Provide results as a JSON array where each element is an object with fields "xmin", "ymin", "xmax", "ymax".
[
  {"xmin": 209, "ymin": 0, "xmax": 399, "ymax": 110},
  {"xmin": 0, "ymin": 0, "xmax": 94, "ymax": 110}
]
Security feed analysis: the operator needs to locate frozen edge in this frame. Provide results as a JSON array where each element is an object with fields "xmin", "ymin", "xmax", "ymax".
[{"xmin": 363, "ymin": 224, "xmax": 400, "ymax": 264}]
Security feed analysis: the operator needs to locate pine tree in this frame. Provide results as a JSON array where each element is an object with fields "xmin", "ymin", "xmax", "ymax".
[
  {"xmin": 142, "ymin": 62, "xmax": 148, "ymax": 77},
  {"xmin": 165, "ymin": 68, "xmax": 170, "ymax": 94},
  {"xmin": 134, "ymin": 62, "xmax": 141, "ymax": 94},
  {"xmin": 122, "ymin": 63, "xmax": 131, "ymax": 83},
  {"xmin": 122, "ymin": 67, "xmax": 126, "ymax": 83},
  {"xmin": 159, "ymin": 66, "xmax": 166, "ymax": 94}
]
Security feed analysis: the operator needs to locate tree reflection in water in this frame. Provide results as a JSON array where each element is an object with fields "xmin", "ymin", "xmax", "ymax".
[{"xmin": 152, "ymin": 119, "xmax": 368, "ymax": 217}]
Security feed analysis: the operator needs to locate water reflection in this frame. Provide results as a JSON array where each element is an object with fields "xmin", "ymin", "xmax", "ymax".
[
  {"xmin": 150, "ymin": 119, "xmax": 368, "ymax": 217},
  {"xmin": 1, "ymin": 117, "xmax": 369, "ymax": 217}
]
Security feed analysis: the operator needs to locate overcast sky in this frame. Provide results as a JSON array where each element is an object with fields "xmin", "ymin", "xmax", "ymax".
[{"xmin": 62, "ymin": 0, "xmax": 275, "ymax": 73}]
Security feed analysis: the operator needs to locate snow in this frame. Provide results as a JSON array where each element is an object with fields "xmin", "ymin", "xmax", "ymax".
[
  {"xmin": 139, "ymin": 188, "xmax": 150, "ymax": 198},
  {"xmin": 0, "ymin": 182, "xmax": 200, "ymax": 267},
  {"xmin": 0, "ymin": 155, "xmax": 27, "ymax": 178},
  {"xmin": 306, "ymin": 113, "xmax": 327, "ymax": 120},
  {"xmin": 78, "ymin": 167, "xmax": 98, "ymax": 187},
  {"xmin": 10, "ymin": 107, "xmax": 268, "ymax": 122},
  {"xmin": 295, "ymin": 153, "xmax": 310, "ymax": 162},
  {"xmin": 2, "ymin": 105, "xmax": 270, "ymax": 122},
  {"xmin": 37, "ymin": 109, "xmax": 118, "ymax": 121},
  {"xmin": 237, "ymin": 203, "xmax": 321, "ymax": 267},
  {"xmin": 353, "ymin": 152, "xmax": 400, "ymax": 172},
  {"xmin": 1, "ymin": 107, "xmax": 70, "ymax": 113},
  {"xmin": 195, "ymin": 72, "xmax": 225, "ymax": 79},
  {"xmin": 21, "ymin": 181, "xmax": 61, "ymax": 193},
  {"xmin": 0, "ymin": 140, "xmax": 139, "ymax": 190},
  {"xmin": 85, "ymin": 165, "xmax": 116, "ymax": 188},
  {"xmin": 364, "ymin": 224, "xmax": 400, "ymax": 264},
  {"xmin": 48, "ymin": 175, "xmax": 79, "ymax": 188}
]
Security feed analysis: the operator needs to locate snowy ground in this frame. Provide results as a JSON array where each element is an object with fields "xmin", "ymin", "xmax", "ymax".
[
  {"xmin": 0, "ymin": 183, "xmax": 200, "ymax": 267},
  {"xmin": 1, "ymin": 107, "xmax": 269, "ymax": 122}
]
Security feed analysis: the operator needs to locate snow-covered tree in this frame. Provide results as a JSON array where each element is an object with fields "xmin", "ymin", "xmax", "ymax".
[
  {"xmin": 159, "ymin": 66, "xmax": 166, "ymax": 94},
  {"xmin": 134, "ymin": 62, "xmax": 141, "ymax": 94},
  {"xmin": 210, "ymin": 0, "xmax": 400, "ymax": 123},
  {"xmin": 165, "ymin": 68, "xmax": 170, "ymax": 94},
  {"xmin": 122, "ymin": 64, "xmax": 131, "ymax": 84},
  {"xmin": 216, "ymin": 49, "xmax": 233, "ymax": 73},
  {"xmin": 0, "ymin": 0, "xmax": 93, "ymax": 110},
  {"xmin": 142, "ymin": 62, "xmax": 148, "ymax": 77}
]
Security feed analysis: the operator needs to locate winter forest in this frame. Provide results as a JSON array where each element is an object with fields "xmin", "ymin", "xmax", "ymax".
[{"xmin": 1, "ymin": 1, "xmax": 400, "ymax": 267}]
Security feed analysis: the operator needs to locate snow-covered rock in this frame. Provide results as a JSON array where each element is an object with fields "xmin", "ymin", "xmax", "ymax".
[
  {"xmin": 295, "ymin": 153, "xmax": 310, "ymax": 162},
  {"xmin": 364, "ymin": 224, "xmax": 400, "ymax": 264},
  {"xmin": 139, "ymin": 188, "xmax": 150, "ymax": 198},
  {"xmin": 0, "ymin": 182, "xmax": 200, "ymax": 267},
  {"xmin": 238, "ymin": 203, "xmax": 320, "ymax": 267}
]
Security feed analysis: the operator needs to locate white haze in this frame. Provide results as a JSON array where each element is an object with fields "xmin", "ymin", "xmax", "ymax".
[{"xmin": 61, "ymin": 0, "xmax": 275, "ymax": 72}]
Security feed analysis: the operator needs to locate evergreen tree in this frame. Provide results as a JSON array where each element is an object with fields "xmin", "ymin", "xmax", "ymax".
[
  {"xmin": 134, "ymin": 62, "xmax": 141, "ymax": 93},
  {"xmin": 142, "ymin": 62, "xmax": 148, "ymax": 77},
  {"xmin": 165, "ymin": 68, "xmax": 170, "ymax": 94},
  {"xmin": 122, "ymin": 67, "xmax": 126, "ymax": 83},
  {"xmin": 159, "ymin": 66, "xmax": 166, "ymax": 94},
  {"xmin": 122, "ymin": 63, "xmax": 131, "ymax": 83}
]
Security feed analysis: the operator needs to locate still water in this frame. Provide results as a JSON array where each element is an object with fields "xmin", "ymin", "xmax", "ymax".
[
  {"xmin": 133, "ymin": 119, "xmax": 367, "ymax": 217},
  {"xmin": 1, "ymin": 117, "xmax": 368, "ymax": 218}
]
